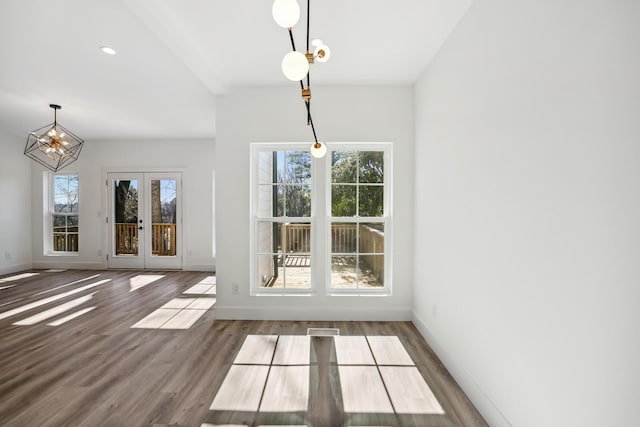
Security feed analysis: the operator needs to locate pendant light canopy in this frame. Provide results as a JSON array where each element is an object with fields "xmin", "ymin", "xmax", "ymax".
[
  {"xmin": 24, "ymin": 104, "xmax": 84, "ymax": 172},
  {"xmin": 273, "ymin": 0, "xmax": 331, "ymax": 158}
]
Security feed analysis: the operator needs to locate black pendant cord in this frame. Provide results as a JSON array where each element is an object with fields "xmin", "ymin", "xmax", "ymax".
[
  {"xmin": 306, "ymin": 0, "xmax": 310, "ymax": 52},
  {"xmin": 306, "ymin": 0, "xmax": 311, "ymax": 125},
  {"xmin": 304, "ymin": 101, "xmax": 318, "ymax": 143},
  {"xmin": 288, "ymin": 27, "xmax": 296, "ymax": 52}
]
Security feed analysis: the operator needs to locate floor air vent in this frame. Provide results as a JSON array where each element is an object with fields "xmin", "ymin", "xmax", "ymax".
[{"xmin": 307, "ymin": 328, "xmax": 340, "ymax": 336}]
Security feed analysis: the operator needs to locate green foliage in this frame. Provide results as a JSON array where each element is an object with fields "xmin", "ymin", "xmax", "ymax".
[
  {"xmin": 277, "ymin": 151, "xmax": 311, "ymax": 217},
  {"xmin": 331, "ymin": 151, "xmax": 384, "ymax": 217}
]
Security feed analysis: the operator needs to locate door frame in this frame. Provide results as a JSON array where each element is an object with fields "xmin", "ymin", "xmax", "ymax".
[{"xmin": 104, "ymin": 168, "xmax": 184, "ymax": 270}]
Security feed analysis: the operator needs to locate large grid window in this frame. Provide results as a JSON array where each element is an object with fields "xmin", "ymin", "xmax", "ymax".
[
  {"xmin": 329, "ymin": 150, "xmax": 387, "ymax": 290},
  {"xmin": 254, "ymin": 148, "xmax": 312, "ymax": 291},
  {"xmin": 50, "ymin": 174, "xmax": 79, "ymax": 253},
  {"xmin": 251, "ymin": 143, "xmax": 391, "ymax": 295}
]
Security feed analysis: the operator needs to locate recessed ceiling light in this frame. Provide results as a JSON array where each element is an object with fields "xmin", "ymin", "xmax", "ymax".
[{"xmin": 100, "ymin": 46, "xmax": 117, "ymax": 55}]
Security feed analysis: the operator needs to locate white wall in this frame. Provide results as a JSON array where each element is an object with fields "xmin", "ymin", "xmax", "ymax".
[
  {"xmin": 0, "ymin": 134, "xmax": 32, "ymax": 274},
  {"xmin": 216, "ymin": 86, "xmax": 414, "ymax": 320},
  {"xmin": 31, "ymin": 138, "xmax": 216, "ymax": 271},
  {"xmin": 413, "ymin": 0, "xmax": 640, "ymax": 426}
]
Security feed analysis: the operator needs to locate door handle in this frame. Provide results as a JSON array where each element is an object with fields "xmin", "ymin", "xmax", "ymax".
[{"xmin": 138, "ymin": 226, "xmax": 144, "ymax": 230}]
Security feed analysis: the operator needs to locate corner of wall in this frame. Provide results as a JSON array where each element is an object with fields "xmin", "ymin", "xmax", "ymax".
[{"xmin": 411, "ymin": 311, "xmax": 512, "ymax": 427}]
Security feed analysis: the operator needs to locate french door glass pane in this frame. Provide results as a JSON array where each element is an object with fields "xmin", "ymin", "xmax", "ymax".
[
  {"xmin": 150, "ymin": 179, "xmax": 177, "ymax": 256},
  {"xmin": 114, "ymin": 179, "xmax": 139, "ymax": 256}
]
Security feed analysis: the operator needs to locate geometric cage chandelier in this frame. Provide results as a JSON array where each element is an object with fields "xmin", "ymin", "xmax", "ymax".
[
  {"xmin": 272, "ymin": 0, "xmax": 330, "ymax": 158},
  {"xmin": 24, "ymin": 104, "xmax": 85, "ymax": 172}
]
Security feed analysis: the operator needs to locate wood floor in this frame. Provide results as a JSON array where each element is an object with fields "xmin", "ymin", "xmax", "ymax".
[{"xmin": 0, "ymin": 269, "xmax": 487, "ymax": 427}]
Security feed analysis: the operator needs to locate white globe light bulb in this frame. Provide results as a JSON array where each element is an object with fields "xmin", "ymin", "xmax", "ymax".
[
  {"xmin": 314, "ymin": 44, "xmax": 331, "ymax": 63},
  {"xmin": 272, "ymin": 0, "xmax": 300, "ymax": 28},
  {"xmin": 310, "ymin": 141, "xmax": 327, "ymax": 158},
  {"xmin": 282, "ymin": 51, "xmax": 309, "ymax": 81}
]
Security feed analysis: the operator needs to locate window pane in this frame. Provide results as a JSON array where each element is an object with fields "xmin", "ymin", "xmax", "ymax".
[
  {"xmin": 285, "ymin": 151, "xmax": 311, "ymax": 185},
  {"xmin": 276, "ymin": 185, "xmax": 285, "ymax": 217},
  {"xmin": 331, "ymin": 223, "xmax": 357, "ymax": 253},
  {"xmin": 114, "ymin": 180, "xmax": 138, "ymax": 224},
  {"xmin": 67, "ymin": 215, "xmax": 79, "ymax": 233},
  {"xmin": 53, "ymin": 215, "xmax": 66, "ymax": 231},
  {"xmin": 359, "ymin": 255, "xmax": 384, "ymax": 287},
  {"xmin": 53, "ymin": 234, "xmax": 66, "ymax": 251},
  {"xmin": 359, "ymin": 151, "xmax": 384, "ymax": 183},
  {"xmin": 257, "ymin": 221, "xmax": 277, "ymax": 254},
  {"xmin": 260, "ymin": 254, "xmax": 311, "ymax": 289},
  {"xmin": 54, "ymin": 175, "xmax": 79, "ymax": 212},
  {"xmin": 257, "ymin": 254, "xmax": 277, "ymax": 287},
  {"xmin": 359, "ymin": 223, "xmax": 384, "ymax": 254},
  {"xmin": 67, "ymin": 234, "xmax": 79, "ymax": 252},
  {"xmin": 258, "ymin": 151, "xmax": 276, "ymax": 184},
  {"xmin": 285, "ymin": 184, "xmax": 311, "ymax": 217},
  {"xmin": 331, "ymin": 255, "xmax": 384, "ymax": 288},
  {"xmin": 332, "ymin": 185, "xmax": 356, "ymax": 217},
  {"xmin": 257, "ymin": 184, "xmax": 275, "ymax": 217},
  {"xmin": 151, "ymin": 179, "xmax": 178, "ymax": 257},
  {"xmin": 359, "ymin": 186, "xmax": 383, "ymax": 217},
  {"xmin": 283, "ymin": 255, "xmax": 311, "ymax": 288},
  {"xmin": 283, "ymin": 223, "xmax": 311, "ymax": 253},
  {"xmin": 332, "ymin": 151, "xmax": 357, "ymax": 183},
  {"xmin": 331, "ymin": 256, "xmax": 357, "ymax": 288}
]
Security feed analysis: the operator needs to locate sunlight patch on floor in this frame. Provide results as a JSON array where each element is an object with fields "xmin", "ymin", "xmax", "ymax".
[
  {"xmin": 208, "ymin": 334, "xmax": 445, "ymax": 420},
  {"xmin": 131, "ymin": 298, "xmax": 215, "ymax": 329},
  {"xmin": 13, "ymin": 293, "xmax": 96, "ymax": 326},
  {"xmin": 35, "ymin": 274, "xmax": 101, "ymax": 296},
  {"xmin": 47, "ymin": 306, "xmax": 96, "ymax": 326},
  {"xmin": 183, "ymin": 284, "xmax": 216, "ymax": 295},
  {"xmin": 0, "ymin": 272, "xmax": 39, "ymax": 283},
  {"xmin": 0, "ymin": 279, "xmax": 110, "ymax": 321},
  {"xmin": 130, "ymin": 275, "xmax": 216, "ymax": 330},
  {"xmin": 129, "ymin": 275, "xmax": 165, "ymax": 292}
]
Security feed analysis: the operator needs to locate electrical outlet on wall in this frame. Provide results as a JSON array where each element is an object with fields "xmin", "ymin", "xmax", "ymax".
[{"xmin": 232, "ymin": 283, "xmax": 240, "ymax": 295}]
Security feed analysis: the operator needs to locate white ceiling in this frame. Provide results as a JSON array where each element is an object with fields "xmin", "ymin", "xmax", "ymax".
[{"xmin": 0, "ymin": 0, "xmax": 474, "ymax": 140}]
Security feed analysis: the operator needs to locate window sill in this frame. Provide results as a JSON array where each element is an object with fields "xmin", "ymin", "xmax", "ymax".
[
  {"xmin": 327, "ymin": 290, "xmax": 391, "ymax": 297},
  {"xmin": 45, "ymin": 252, "xmax": 79, "ymax": 257},
  {"xmin": 251, "ymin": 291, "xmax": 316, "ymax": 297}
]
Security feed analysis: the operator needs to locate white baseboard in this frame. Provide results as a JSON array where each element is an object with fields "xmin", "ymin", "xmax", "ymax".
[
  {"xmin": 411, "ymin": 310, "xmax": 512, "ymax": 427},
  {"xmin": 32, "ymin": 260, "xmax": 106, "ymax": 270},
  {"xmin": 216, "ymin": 306, "xmax": 412, "ymax": 321},
  {"xmin": 0, "ymin": 262, "xmax": 33, "ymax": 276},
  {"xmin": 184, "ymin": 264, "xmax": 216, "ymax": 272}
]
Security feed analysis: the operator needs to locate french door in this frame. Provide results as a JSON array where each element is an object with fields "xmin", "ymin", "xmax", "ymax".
[{"xmin": 107, "ymin": 172, "xmax": 182, "ymax": 269}]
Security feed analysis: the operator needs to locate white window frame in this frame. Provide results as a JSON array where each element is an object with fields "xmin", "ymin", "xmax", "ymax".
[
  {"xmin": 325, "ymin": 143, "xmax": 392, "ymax": 295},
  {"xmin": 45, "ymin": 172, "xmax": 80, "ymax": 256},
  {"xmin": 249, "ymin": 142, "xmax": 392, "ymax": 296},
  {"xmin": 250, "ymin": 143, "xmax": 316, "ymax": 296}
]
